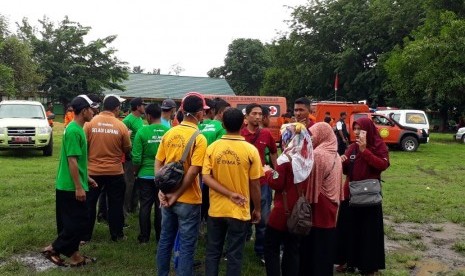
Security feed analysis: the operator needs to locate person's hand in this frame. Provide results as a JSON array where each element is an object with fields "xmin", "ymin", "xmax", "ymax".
[
  {"xmin": 158, "ymin": 191, "xmax": 168, "ymax": 207},
  {"xmin": 340, "ymin": 155, "xmax": 348, "ymax": 162},
  {"xmin": 263, "ymin": 165, "xmax": 272, "ymax": 173},
  {"xmin": 88, "ymin": 177, "xmax": 98, "ymax": 188},
  {"xmin": 251, "ymin": 209, "xmax": 261, "ymax": 224},
  {"xmin": 356, "ymin": 136, "xmax": 367, "ymax": 152},
  {"xmin": 75, "ymin": 188, "xmax": 86, "ymax": 202},
  {"xmin": 229, "ymin": 193, "xmax": 246, "ymax": 206},
  {"xmin": 164, "ymin": 192, "xmax": 180, "ymax": 207}
]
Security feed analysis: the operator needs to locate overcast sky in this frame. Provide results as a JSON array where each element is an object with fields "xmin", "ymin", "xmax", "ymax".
[{"xmin": 3, "ymin": 0, "xmax": 308, "ymax": 77}]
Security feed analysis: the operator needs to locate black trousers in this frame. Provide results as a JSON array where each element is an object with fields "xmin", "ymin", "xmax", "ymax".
[
  {"xmin": 53, "ymin": 190, "xmax": 89, "ymax": 257},
  {"xmin": 299, "ymin": 227, "xmax": 336, "ymax": 276},
  {"xmin": 205, "ymin": 216, "xmax": 248, "ymax": 276},
  {"xmin": 264, "ymin": 226, "xmax": 301, "ymax": 276},
  {"xmin": 84, "ymin": 174, "xmax": 126, "ymax": 241},
  {"xmin": 138, "ymin": 178, "xmax": 161, "ymax": 242}
]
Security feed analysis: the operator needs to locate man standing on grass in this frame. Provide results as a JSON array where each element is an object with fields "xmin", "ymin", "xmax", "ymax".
[
  {"xmin": 203, "ymin": 108, "xmax": 262, "ymax": 276},
  {"xmin": 84, "ymin": 95, "xmax": 131, "ymax": 242},
  {"xmin": 132, "ymin": 104, "xmax": 169, "ymax": 243},
  {"xmin": 156, "ymin": 92, "xmax": 208, "ymax": 276},
  {"xmin": 123, "ymin": 97, "xmax": 147, "ymax": 216},
  {"xmin": 41, "ymin": 95, "xmax": 98, "ymax": 267},
  {"xmin": 240, "ymin": 103, "xmax": 278, "ymax": 265}
]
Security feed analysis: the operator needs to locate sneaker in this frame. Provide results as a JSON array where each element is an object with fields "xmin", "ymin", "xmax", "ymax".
[
  {"xmin": 257, "ymin": 255, "xmax": 265, "ymax": 266},
  {"xmin": 123, "ymin": 223, "xmax": 130, "ymax": 229}
]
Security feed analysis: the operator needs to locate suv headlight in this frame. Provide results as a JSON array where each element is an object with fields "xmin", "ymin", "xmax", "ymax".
[
  {"xmin": 0, "ymin": 127, "xmax": 6, "ymax": 135},
  {"xmin": 38, "ymin": 126, "xmax": 52, "ymax": 135}
]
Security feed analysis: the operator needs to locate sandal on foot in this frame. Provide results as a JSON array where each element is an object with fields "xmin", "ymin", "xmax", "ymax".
[
  {"xmin": 70, "ymin": 256, "xmax": 96, "ymax": 267},
  {"xmin": 41, "ymin": 250, "xmax": 67, "ymax": 267}
]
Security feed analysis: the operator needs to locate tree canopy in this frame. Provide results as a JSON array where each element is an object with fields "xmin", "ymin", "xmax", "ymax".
[{"xmin": 17, "ymin": 16, "xmax": 129, "ymax": 104}]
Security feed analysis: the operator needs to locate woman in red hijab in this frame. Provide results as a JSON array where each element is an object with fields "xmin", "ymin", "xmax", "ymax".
[{"xmin": 334, "ymin": 117, "xmax": 390, "ymax": 275}]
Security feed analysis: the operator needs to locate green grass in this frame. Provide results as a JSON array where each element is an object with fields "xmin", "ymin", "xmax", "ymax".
[{"xmin": 0, "ymin": 129, "xmax": 464, "ymax": 274}]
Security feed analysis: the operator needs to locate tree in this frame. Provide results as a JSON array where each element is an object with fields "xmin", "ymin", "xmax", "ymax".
[
  {"xmin": 18, "ymin": 16, "xmax": 129, "ymax": 105},
  {"xmin": 262, "ymin": 0, "xmax": 426, "ymax": 104},
  {"xmin": 0, "ymin": 15, "xmax": 43, "ymax": 97},
  {"xmin": 385, "ymin": 11, "xmax": 465, "ymax": 130},
  {"xmin": 208, "ymin": 38, "xmax": 270, "ymax": 95},
  {"xmin": 132, "ymin": 66, "xmax": 144, "ymax": 74},
  {"xmin": 169, "ymin": 63, "xmax": 184, "ymax": 75}
]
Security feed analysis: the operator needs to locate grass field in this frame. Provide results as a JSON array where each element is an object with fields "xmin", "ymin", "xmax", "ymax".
[{"xmin": 0, "ymin": 124, "xmax": 464, "ymax": 275}]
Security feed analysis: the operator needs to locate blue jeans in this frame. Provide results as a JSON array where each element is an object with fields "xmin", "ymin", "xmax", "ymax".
[
  {"xmin": 254, "ymin": 184, "xmax": 272, "ymax": 256},
  {"xmin": 156, "ymin": 202, "xmax": 201, "ymax": 276}
]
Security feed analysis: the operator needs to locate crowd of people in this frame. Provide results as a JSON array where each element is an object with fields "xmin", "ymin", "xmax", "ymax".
[{"xmin": 40, "ymin": 92, "xmax": 390, "ymax": 275}]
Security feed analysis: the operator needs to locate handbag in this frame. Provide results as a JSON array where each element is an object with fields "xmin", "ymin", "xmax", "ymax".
[
  {"xmin": 154, "ymin": 130, "xmax": 199, "ymax": 194},
  {"xmin": 348, "ymin": 148, "xmax": 382, "ymax": 206},
  {"xmin": 349, "ymin": 179, "xmax": 382, "ymax": 206}
]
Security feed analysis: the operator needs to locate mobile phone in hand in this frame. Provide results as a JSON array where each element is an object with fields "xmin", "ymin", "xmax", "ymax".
[{"xmin": 359, "ymin": 130, "xmax": 367, "ymax": 142}]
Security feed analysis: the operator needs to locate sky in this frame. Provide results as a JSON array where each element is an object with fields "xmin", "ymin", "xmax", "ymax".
[{"xmin": 2, "ymin": 0, "xmax": 308, "ymax": 77}]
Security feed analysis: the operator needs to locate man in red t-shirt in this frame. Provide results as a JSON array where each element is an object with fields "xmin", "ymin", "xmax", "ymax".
[{"xmin": 240, "ymin": 103, "xmax": 277, "ymax": 265}]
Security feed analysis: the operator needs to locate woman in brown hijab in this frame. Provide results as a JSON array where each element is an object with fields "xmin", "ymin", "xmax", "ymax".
[{"xmin": 335, "ymin": 117, "xmax": 390, "ymax": 275}]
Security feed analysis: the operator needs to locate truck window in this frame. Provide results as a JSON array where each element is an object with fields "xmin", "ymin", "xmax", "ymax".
[
  {"xmin": 0, "ymin": 104, "xmax": 45, "ymax": 119},
  {"xmin": 372, "ymin": 115, "xmax": 393, "ymax": 126},
  {"xmin": 406, "ymin": 113, "xmax": 427, "ymax": 124}
]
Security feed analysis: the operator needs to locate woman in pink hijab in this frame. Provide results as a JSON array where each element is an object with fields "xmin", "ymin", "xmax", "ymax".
[
  {"xmin": 299, "ymin": 122, "xmax": 343, "ymax": 275},
  {"xmin": 334, "ymin": 117, "xmax": 389, "ymax": 276}
]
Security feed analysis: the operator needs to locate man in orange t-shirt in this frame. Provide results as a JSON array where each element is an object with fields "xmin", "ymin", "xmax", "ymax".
[{"xmin": 82, "ymin": 95, "xmax": 131, "ymax": 242}]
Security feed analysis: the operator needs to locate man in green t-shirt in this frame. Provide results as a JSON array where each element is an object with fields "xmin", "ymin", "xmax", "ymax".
[
  {"xmin": 123, "ymin": 97, "xmax": 146, "ymax": 216},
  {"xmin": 41, "ymin": 95, "xmax": 98, "ymax": 267},
  {"xmin": 198, "ymin": 98, "xmax": 231, "ymax": 222},
  {"xmin": 132, "ymin": 104, "xmax": 169, "ymax": 243}
]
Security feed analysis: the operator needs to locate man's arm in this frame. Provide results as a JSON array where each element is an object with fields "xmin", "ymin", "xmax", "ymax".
[
  {"xmin": 270, "ymin": 152, "xmax": 278, "ymax": 169},
  {"xmin": 68, "ymin": 157, "xmax": 85, "ymax": 202},
  {"xmin": 202, "ymin": 174, "xmax": 246, "ymax": 206},
  {"xmin": 249, "ymin": 178, "xmax": 261, "ymax": 223}
]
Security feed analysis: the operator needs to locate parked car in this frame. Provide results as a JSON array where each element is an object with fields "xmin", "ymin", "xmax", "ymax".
[
  {"xmin": 454, "ymin": 127, "xmax": 465, "ymax": 143},
  {"xmin": 0, "ymin": 100, "xmax": 54, "ymax": 156},
  {"xmin": 375, "ymin": 109, "xmax": 430, "ymax": 138}
]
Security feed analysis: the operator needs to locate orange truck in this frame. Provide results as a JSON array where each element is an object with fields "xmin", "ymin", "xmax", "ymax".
[
  {"xmin": 311, "ymin": 102, "xmax": 428, "ymax": 152},
  {"xmin": 205, "ymin": 95, "xmax": 287, "ymax": 142}
]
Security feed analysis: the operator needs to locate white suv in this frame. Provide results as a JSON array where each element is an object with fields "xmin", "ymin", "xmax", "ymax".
[{"xmin": 0, "ymin": 100, "xmax": 54, "ymax": 156}]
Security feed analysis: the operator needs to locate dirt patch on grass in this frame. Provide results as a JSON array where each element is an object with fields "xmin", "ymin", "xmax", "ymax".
[{"xmin": 385, "ymin": 219, "xmax": 465, "ymax": 275}]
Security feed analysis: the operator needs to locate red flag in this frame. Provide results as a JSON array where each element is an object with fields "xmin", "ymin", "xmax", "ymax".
[{"xmin": 334, "ymin": 73, "xmax": 339, "ymax": 91}]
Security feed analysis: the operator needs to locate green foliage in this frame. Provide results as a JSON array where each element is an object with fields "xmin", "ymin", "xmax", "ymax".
[
  {"xmin": 17, "ymin": 16, "xmax": 129, "ymax": 105},
  {"xmin": 208, "ymin": 38, "xmax": 270, "ymax": 95}
]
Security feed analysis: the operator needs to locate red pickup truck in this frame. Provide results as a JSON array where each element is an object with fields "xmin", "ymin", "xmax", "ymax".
[{"xmin": 349, "ymin": 113, "xmax": 428, "ymax": 152}]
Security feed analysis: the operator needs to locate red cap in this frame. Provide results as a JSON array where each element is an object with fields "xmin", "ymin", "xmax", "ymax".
[{"xmin": 180, "ymin": 92, "xmax": 210, "ymax": 111}]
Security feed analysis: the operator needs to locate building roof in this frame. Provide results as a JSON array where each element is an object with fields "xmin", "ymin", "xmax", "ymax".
[{"xmin": 102, "ymin": 73, "xmax": 234, "ymax": 100}]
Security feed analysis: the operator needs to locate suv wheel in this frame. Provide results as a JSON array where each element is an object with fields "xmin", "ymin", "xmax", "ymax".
[
  {"xmin": 43, "ymin": 135, "xmax": 53, "ymax": 156},
  {"xmin": 462, "ymin": 135, "xmax": 465, "ymax": 143},
  {"xmin": 401, "ymin": 136, "xmax": 418, "ymax": 152}
]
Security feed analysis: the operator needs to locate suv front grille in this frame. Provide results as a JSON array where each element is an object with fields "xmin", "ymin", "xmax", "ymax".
[{"xmin": 8, "ymin": 127, "xmax": 36, "ymax": 136}]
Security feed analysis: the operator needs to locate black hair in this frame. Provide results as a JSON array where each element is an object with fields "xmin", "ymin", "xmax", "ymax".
[
  {"xmin": 340, "ymin": 111, "xmax": 347, "ymax": 117},
  {"xmin": 324, "ymin": 116, "xmax": 332, "ymax": 124},
  {"xmin": 145, "ymin": 103, "xmax": 162, "ymax": 120},
  {"xmin": 103, "ymin": 96, "xmax": 121, "ymax": 111},
  {"xmin": 176, "ymin": 109, "xmax": 184, "ymax": 123},
  {"xmin": 245, "ymin": 103, "xmax": 262, "ymax": 115},
  {"xmin": 294, "ymin": 97, "xmax": 311, "ymax": 109},
  {"xmin": 213, "ymin": 98, "xmax": 231, "ymax": 115},
  {"xmin": 261, "ymin": 106, "xmax": 270, "ymax": 117},
  {"xmin": 183, "ymin": 95, "xmax": 203, "ymax": 113},
  {"xmin": 223, "ymin": 108, "xmax": 244, "ymax": 132},
  {"xmin": 325, "ymin": 111, "xmax": 331, "ymax": 116},
  {"xmin": 131, "ymin": 105, "xmax": 138, "ymax": 111}
]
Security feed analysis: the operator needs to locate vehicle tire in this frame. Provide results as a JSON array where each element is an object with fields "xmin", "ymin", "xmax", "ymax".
[
  {"xmin": 462, "ymin": 135, "xmax": 465, "ymax": 144},
  {"xmin": 43, "ymin": 135, "xmax": 53, "ymax": 156},
  {"xmin": 401, "ymin": 136, "xmax": 418, "ymax": 152}
]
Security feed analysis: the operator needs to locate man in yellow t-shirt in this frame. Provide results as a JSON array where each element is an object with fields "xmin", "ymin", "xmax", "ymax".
[
  {"xmin": 155, "ymin": 93, "xmax": 208, "ymax": 276},
  {"xmin": 202, "ymin": 108, "xmax": 262, "ymax": 276}
]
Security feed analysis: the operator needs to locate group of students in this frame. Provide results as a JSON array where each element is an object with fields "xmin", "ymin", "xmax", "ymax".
[{"xmin": 40, "ymin": 92, "xmax": 389, "ymax": 275}]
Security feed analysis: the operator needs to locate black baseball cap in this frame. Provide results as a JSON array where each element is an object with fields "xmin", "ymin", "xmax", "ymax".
[
  {"xmin": 130, "ymin": 97, "xmax": 147, "ymax": 108},
  {"xmin": 161, "ymin": 99, "xmax": 177, "ymax": 110}
]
